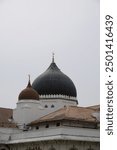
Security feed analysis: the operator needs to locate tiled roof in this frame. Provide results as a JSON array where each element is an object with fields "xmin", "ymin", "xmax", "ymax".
[
  {"xmin": 0, "ymin": 107, "xmax": 17, "ymax": 128},
  {"xmin": 86, "ymin": 105, "xmax": 100, "ymax": 111},
  {"xmin": 29, "ymin": 105, "xmax": 100, "ymax": 126}
]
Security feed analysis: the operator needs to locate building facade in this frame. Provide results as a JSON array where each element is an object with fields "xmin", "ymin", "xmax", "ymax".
[{"xmin": 0, "ymin": 58, "xmax": 100, "ymax": 150}]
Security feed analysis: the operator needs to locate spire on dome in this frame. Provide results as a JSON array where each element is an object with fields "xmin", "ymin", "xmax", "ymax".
[
  {"xmin": 52, "ymin": 52, "xmax": 55, "ymax": 63},
  {"xmin": 27, "ymin": 74, "xmax": 32, "ymax": 88},
  {"xmin": 18, "ymin": 75, "xmax": 39, "ymax": 101}
]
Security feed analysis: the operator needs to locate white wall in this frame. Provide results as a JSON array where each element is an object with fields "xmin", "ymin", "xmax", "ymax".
[
  {"xmin": 38, "ymin": 97, "xmax": 78, "ymax": 116},
  {"xmin": 13, "ymin": 100, "xmax": 44, "ymax": 127},
  {"xmin": 13, "ymin": 97, "xmax": 77, "ymax": 128}
]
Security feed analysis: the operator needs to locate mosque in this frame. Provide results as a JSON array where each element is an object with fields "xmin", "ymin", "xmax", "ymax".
[{"xmin": 0, "ymin": 56, "xmax": 100, "ymax": 150}]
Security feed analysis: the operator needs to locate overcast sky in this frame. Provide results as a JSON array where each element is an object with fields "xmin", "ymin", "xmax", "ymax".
[{"xmin": 0, "ymin": 0, "xmax": 99, "ymax": 108}]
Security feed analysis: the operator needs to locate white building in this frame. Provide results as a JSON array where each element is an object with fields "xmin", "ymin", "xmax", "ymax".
[{"xmin": 0, "ymin": 58, "xmax": 100, "ymax": 150}]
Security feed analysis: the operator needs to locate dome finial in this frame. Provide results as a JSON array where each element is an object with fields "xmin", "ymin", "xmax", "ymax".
[
  {"xmin": 52, "ymin": 52, "xmax": 55, "ymax": 63},
  {"xmin": 28, "ymin": 74, "xmax": 30, "ymax": 81},
  {"xmin": 18, "ymin": 74, "xmax": 39, "ymax": 101},
  {"xmin": 27, "ymin": 74, "xmax": 31, "ymax": 88}
]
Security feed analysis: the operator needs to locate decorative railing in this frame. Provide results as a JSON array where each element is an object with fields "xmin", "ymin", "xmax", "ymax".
[{"xmin": 39, "ymin": 94, "xmax": 77, "ymax": 101}]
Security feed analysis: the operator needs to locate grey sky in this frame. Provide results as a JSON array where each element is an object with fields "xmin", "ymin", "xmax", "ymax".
[{"xmin": 0, "ymin": 0, "xmax": 100, "ymax": 108}]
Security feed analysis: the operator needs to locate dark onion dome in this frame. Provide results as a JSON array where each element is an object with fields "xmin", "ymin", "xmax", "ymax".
[
  {"xmin": 18, "ymin": 78, "xmax": 39, "ymax": 101},
  {"xmin": 32, "ymin": 58, "xmax": 77, "ymax": 98}
]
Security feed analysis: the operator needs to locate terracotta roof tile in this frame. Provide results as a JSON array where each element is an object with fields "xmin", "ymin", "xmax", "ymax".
[
  {"xmin": 0, "ymin": 107, "xmax": 17, "ymax": 128},
  {"xmin": 86, "ymin": 105, "xmax": 100, "ymax": 111},
  {"xmin": 29, "ymin": 105, "xmax": 100, "ymax": 126}
]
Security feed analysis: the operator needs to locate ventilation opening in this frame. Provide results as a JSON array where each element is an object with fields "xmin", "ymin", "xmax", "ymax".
[
  {"xmin": 45, "ymin": 124, "xmax": 49, "ymax": 128},
  {"xmin": 45, "ymin": 105, "xmax": 48, "ymax": 108},
  {"xmin": 36, "ymin": 126, "xmax": 39, "ymax": 130},
  {"xmin": 51, "ymin": 104, "xmax": 55, "ymax": 108},
  {"xmin": 56, "ymin": 122, "xmax": 60, "ymax": 127}
]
